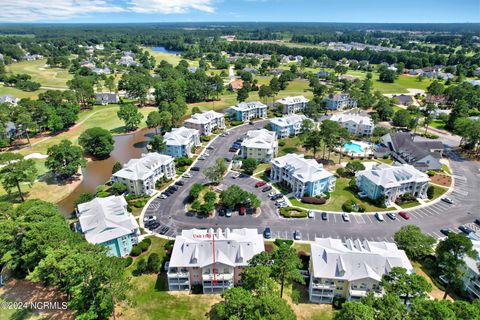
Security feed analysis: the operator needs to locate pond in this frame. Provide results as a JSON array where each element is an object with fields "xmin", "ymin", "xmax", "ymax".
[
  {"xmin": 57, "ymin": 128, "xmax": 154, "ymax": 216},
  {"xmin": 151, "ymin": 46, "xmax": 182, "ymax": 55}
]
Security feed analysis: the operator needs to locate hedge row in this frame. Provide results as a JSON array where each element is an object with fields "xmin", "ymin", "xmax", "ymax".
[
  {"xmin": 301, "ymin": 197, "xmax": 326, "ymax": 204},
  {"xmin": 279, "ymin": 207, "xmax": 307, "ymax": 218}
]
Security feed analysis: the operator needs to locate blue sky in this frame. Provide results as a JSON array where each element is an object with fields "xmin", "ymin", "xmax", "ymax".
[{"xmin": 1, "ymin": 0, "xmax": 479, "ymax": 23}]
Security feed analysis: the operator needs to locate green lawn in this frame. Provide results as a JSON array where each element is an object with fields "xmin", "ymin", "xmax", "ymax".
[
  {"xmin": 289, "ymin": 178, "xmax": 394, "ymax": 212},
  {"xmin": 278, "ymin": 136, "xmax": 303, "ymax": 156},
  {"xmin": 0, "ymin": 86, "xmax": 45, "ymax": 99},
  {"xmin": 441, "ymin": 164, "xmax": 451, "ymax": 175},
  {"xmin": 430, "ymin": 185, "xmax": 448, "ymax": 200},
  {"xmin": 430, "ymin": 120, "xmax": 446, "ymax": 130},
  {"xmin": 372, "ymin": 74, "xmax": 432, "ymax": 94},
  {"xmin": 399, "ymin": 200, "xmax": 420, "ymax": 209},
  {"xmin": 6, "ymin": 59, "xmax": 72, "ymax": 89},
  {"xmin": 253, "ymin": 163, "xmax": 271, "ymax": 174},
  {"xmin": 144, "ymin": 47, "xmax": 199, "ymax": 67},
  {"xmin": 120, "ymin": 237, "xmax": 221, "ymax": 320}
]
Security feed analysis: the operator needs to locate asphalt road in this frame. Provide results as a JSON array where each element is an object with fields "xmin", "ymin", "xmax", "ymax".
[{"xmin": 144, "ymin": 122, "xmax": 480, "ymax": 242}]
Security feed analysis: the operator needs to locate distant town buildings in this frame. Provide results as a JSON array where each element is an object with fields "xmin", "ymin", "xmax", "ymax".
[
  {"xmin": 227, "ymin": 101, "xmax": 267, "ymax": 122},
  {"xmin": 164, "ymin": 127, "xmax": 201, "ymax": 158},
  {"xmin": 167, "ymin": 228, "xmax": 264, "ymax": 293},
  {"xmin": 270, "ymin": 154, "xmax": 336, "ymax": 198},
  {"xmin": 355, "ymin": 163, "xmax": 430, "ymax": 206},
  {"xmin": 325, "ymin": 93, "xmax": 357, "ymax": 110},
  {"xmin": 112, "ymin": 153, "xmax": 176, "ymax": 196},
  {"xmin": 76, "ymin": 195, "xmax": 140, "ymax": 257},
  {"xmin": 275, "ymin": 96, "xmax": 309, "ymax": 115},
  {"xmin": 269, "ymin": 114, "xmax": 308, "ymax": 138},
  {"xmin": 95, "ymin": 92, "xmax": 119, "ymax": 105},
  {"xmin": 320, "ymin": 112, "xmax": 374, "ymax": 136},
  {"xmin": 309, "ymin": 238, "xmax": 413, "ymax": 303},
  {"xmin": 184, "ymin": 110, "xmax": 225, "ymax": 136},
  {"xmin": 228, "ymin": 79, "xmax": 244, "ymax": 91},
  {"xmin": 0, "ymin": 94, "xmax": 19, "ymax": 106},
  {"xmin": 240, "ymin": 129, "xmax": 278, "ymax": 163}
]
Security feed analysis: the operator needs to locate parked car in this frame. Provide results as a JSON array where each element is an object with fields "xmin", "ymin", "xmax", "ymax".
[
  {"xmin": 386, "ymin": 212, "xmax": 397, "ymax": 220},
  {"xmin": 198, "ymin": 156, "xmax": 206, "ymax": 160},
  {"xmin": 218, "ymin": 208, "xmax": 225, "ymax": 216},
  {"xmin": 459, "ymin": 225, "xmax": 475, "ymax": 235},
  {"xmin": 175, "ymin": 180, "xmax": 185, "ymax": 186},
  {"xmin": 229, "ymin": 147, "xmax": 238, "ymax": 152},
  {"xmin": 143, "ymin": 215, "xmax": 157, "ymax": 222},
  {"xmin": 168, "ymin": 186, "xmax": 178, "ymax": 191},
  {"xmin": 191, "ymin": 166, "xmax": 200, "ymax": 171},
  {"xmin": 249, "ymin": 121, "xmax": 255, "ymax": 125},
  {"xmin": 375, "ymin": 212, "xmax": 385, "ymax": 222},
  {"xmin": 268, "ymin": 191, "xmax": 276, "ymax": 198},
  {"xmin": 321, "ymin": 212, "xmax": 328, "ymax": 221},
  {"xmin": 255, "ymin": 181, "xmax": 267, "ymax": 188},
  {"xmin": 293, "ymin": 230, "xmax": 301, "ymax": 240},
  {"xmin": 232, "ymin": 172, "xmax": 241, "ymax": 179},
  {"xmin": 475, "ymin": 218, "xmax": 480, "ymax": 226},
  {"xmin": 159, "ymin": 193, "xmax": 168, "ymax": 199},
  {"xmin": 225, "ymin": 210, "xmax": 232, "ymax": 218},
  {"xmin": 164, "ymin": 261, "xmax": 170, "ymax": 272},
  {"xmin": 441, "ymin": 197, "xmax": 454, "ymax": 204},
  {"xmin": 262, "ymin": 185, "xmax": 272, "ymax": 192},
  {"xmin": 206, "ymin": 146, "xmax": 214, "ymax": 150},
  {"xmin": 239, "ymin": 207, "xmax": 246, "ymax": 215},
  {"xmin": 183, "ymin": 173, "xmax": 192, "ymax": 178},
  {"xmin": 398, "ymin": 211, "xmax": 411, "ymax": 220},
  {"xmin": 308, "ymin": 210, "xmax": 315, "ymax": 219},
  {"xmin": 263, "ymin": 227, "xmax": 272, "ymax": 239},
  {"xmin": 342, "ymin": 212, "xmax": 350, "ymax": 222},
  {"xmin": 440, "ymin": 228, "xmax": 453, "ymax": 236},
  {"xmin": 224, "ymin": 157, "xmax": 232, "ymax": 162},
  {"xmin": 204, "ymin": 152, "xmax": 210, "ymax": 157},
  {"xmin": 271, "ymin": 194, "xmax": 283, "ymax": 200}
]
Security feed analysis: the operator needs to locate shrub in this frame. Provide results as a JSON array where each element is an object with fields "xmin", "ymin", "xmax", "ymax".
[
  {"xmin": 336, "ymin": 167, "xmax": 346, "ymax": 177},
  {"xmin": 74, "ymin": 192, "xmax": 95, "ymax": 205},
  {"xmin": 230, "ymin": 120, "xmax": 243, "ymax": 126},
  {"xmin": 382, "ymin": 154, "xmax": 390, "ymax": 159},
  {"xmin": 323, "ymin": 192, "xmax": 331, "ymax": 200},
  {"xmin": 301, "ymin": 197, "xmax": 326, "ymax": 205},
  {"xmin": 135, "ymin": 257, "xmax": 147, "ymax": 274},
  {"xmin": 333, "ymin": 297, "xmax": 346, "ymax": 310},
  {"xmin": 191, "ymin": 284, "xmax": 203, "ymax": 294},
  {"xmin": 143, "ymin": 237, "xmax": 152, "ymax": 246},
  {"xmin": 147, "ymin": 253, "xmax": 162, "ymax": 273},
  {"xmin": 124, "ymin": 256, "xmax": 133, "ymax": 267},
  {"xmin": 132, "ymin": 200, "xmax": 147, "ymax": 208},
  {"xmin": 201, "ymin": 136, "xmax": 211, "ymax": 142},
  {"xmin": 278, "ymin": 140, "xmax": 286, "ymax": 147},
  {"xmin": 138, "ymin": 240, "xmax": 150, "ymax": 252},
  {"xmin": 426, "ymin": 170, "xmax": 436, "ymax": 177},
  {"xmin": 427, "ymin": 186, "xmax": 435, "ymax": 199},
  {"xmin": 279, "ymin": 207, "xmax": 308, "ymax": 218},
  {"xmin": 342, "ymin": 200, "xmax": 354, "ymax": 212},
  {"xmin": 275, "ymin": 239, "xmax": 294, "ymax": 247},
  {"xmin": 131, "ymin": 246, "xmax": 142, "ymax": 256},
  {"xmin": 96, "ymin": 191, "xmax": 110, "ymax": 198}
]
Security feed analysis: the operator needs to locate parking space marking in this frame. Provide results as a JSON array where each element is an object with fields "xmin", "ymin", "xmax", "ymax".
[
  {"xmin": 364, "ymin": 215, "xmax": 373, "ymax": 223},
  {"xmin": 354, "ymin": 214, "xmax": 366, "ymax": 224}
]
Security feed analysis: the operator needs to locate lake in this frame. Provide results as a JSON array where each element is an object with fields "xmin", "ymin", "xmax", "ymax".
[{"xmin": 151, "ymin": 46, "xmax": 182, "ymax": 55}]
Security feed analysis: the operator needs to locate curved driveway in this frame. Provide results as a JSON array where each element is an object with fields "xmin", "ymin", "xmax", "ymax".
[{"xmin": 144, "ymin": 121, "xmax": 480, "ymax": 242}]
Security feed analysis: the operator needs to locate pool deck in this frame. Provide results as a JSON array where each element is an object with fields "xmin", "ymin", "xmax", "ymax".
[{"xmin": 340, "ymin": 140, "xmax": 373, "ymax": 157}]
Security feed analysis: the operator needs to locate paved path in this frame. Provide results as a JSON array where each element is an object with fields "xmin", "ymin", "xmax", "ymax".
[{"xmin": 143, "ymin": 122, "xmax": 480, "ymax": 241}]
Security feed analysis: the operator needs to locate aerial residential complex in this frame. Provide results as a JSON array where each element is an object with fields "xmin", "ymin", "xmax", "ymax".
[
  {"xmin": 275, "ymin": 96, "xmax": 309, "ymax": 114},
  {"xmin": 240, "ymin": 129, "xmax": 278, "ymax": 163},
  {"xmin": 321, "ymin": 112, "xmax": 374, "ymax": 136},
  {"xmin": 184, "ymin": 110, "xmax": 226, "ymax": 136},
  {"xmin": 309, "ymin": 238, "xmax": 413, "ymax": 303},
  {"xmin": 163, "ymin": 127, "xmax": 201, "ymax": 158},
  {"xmin": 112, "ymin": 153, "xmax": 176, "ymax": 196},
  {"xmin": 227, "ymin": 101, "xmax": 268, "ymax": 122},
  {"xmin": 324, "ymin": 93, "xmax": 358, "ymax": 110},
  {"xmin": 355, "ymin": 163, "xmax": 430, "ymax": 206},
  {"xmin": 76, "ymin": 195, "xmax": 140, "ymax": 257},
  {"xmin": 270, "ymin": 154, "xmax": 336, "ymax": 198},
  {"xmin": 269, "ymin": 114, "xmax": 308, "ymax": 138},
  {"xmin": 167, "ymin": 228, "xmax": 264, "ymax": 294},
  {"xmin": 375, "ymin": 133, "xmax": 443, "ymax": 171}
]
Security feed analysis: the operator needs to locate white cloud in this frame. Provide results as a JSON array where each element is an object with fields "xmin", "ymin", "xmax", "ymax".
[
  {"xmin": 129, "ymin": 0, "xmax": 215, "ymax": 14},
  {"xmin": 0, "ymin": 0, "xmax": 126, "ymax": 22}
]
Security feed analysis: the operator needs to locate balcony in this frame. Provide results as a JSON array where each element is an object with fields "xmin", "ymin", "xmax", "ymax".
[
  {"xmin": 202, "ymin": 273, "xmax": 234, "ymax": 282},
  {"xmin": 348, "ymin": 286, "xmax": 382, "ymax": 299},
  {"xmin": 466, "ymin": 284, "xmax": 480, "ymax": 298},
  {"xmin": 311, "ymin": 282, "xmax": 336, "ymax": 290},
  {"xmin": 168, "ymin": 269, "xmax": 189, "ymax": 278}
]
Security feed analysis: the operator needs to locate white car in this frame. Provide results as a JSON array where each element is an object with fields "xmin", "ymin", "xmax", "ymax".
[
  {"xmin": 375, "ymin": 212, "xmax": 385, "ymax": 222},
  {"xmin": 204, "ymin": 152, "xmax": 210, "ymax": 157},
  {"xmin": 342, "ymin": 212, "xmax": 350, "ymax": 222},
  {"xmin": 268, "ymin": 191, "xmax": 276, "ymax": 198},
  {"xmin": 183, "ymin": 173, "xmax": 192, "ymax": 178},
  {"xmin": 232, "ymin": 172, "xmax": 241, "ymax": 179},
  {"xmin": 225, "ymin": 210, "xmax": 232, "ymax": 217},
  {"xmin": 159, "ymin": 194, "xmax": 167, "ymax": 199},
  {"xmin": 441, "ymin": 197, "xmax": 454, "ymax": 204},
  {"xmin": 308, "ymin": 210, "xmax": 315, "ymax": 218},
  {"xmin": 143, "ymin": 215, "xmax": 157, "ymax": 222}
]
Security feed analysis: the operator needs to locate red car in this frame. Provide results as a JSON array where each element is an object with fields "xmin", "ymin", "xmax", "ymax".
[
  {"xmin": 239, "ymin": 207, "xmax": 246, "ymax": 215},
  {"xmin": 398, "ymin": 211, "xmax": 411, "ymax": 220},
  {"xmin": 255, "ymin": 181, "xmax": 267, "ymax": 188}
]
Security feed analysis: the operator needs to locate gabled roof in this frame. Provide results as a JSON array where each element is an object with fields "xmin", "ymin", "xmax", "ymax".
[
  {"xmin": 327, "ymin": 93, "xmax": 351, "ymax": 101},
  {"xmin": 164, "ymin": 127, "xmax": 199, "ymax": 147},
  {"xmin": 384, "ymin": 133, "xmax": 442, "ymax": 163},
  {"xmin": 77, "ymin": 195, "xmax": 138, "ymax": 244},
  {"xmin": 241, "ymin": 129, "xmax": 277, "ymax": 150},
  {"xmin": 356, "ymin": 163, "xmax": 429, "ymax": 188},
  {"xmin": 275, "ymin": 96, "xmax": 309, "ymax": 105},
  {"xmin": 270, "ymin": 114, "xmax": 308, "ymax": 128},
  {"xmin": 321, "ymin": 112, "xmax": 373, "ymax": 126},
  {"xmin": 113, "ymin": 153, "xmax": 174, "ymax": 181},
  {"xmin": 310, "ymin": 238, "xmax": 413, "ymax": 281},
  {"xmin": 230, "ymin": 101, "xmax": 267, "ymax": 112},
  {"xmin": 169, "ymin": 228, "xmax": 264, "ymax": 268},
  {"xmin": 271, "ymin": 154, "xmax": 334, "ymax": 183},
  {"xmin": 185, "ymin": 110, "xmax": 224, "ymax": 125}
]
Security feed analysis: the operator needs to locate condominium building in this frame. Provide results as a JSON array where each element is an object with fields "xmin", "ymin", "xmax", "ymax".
[
  {"xmin": 355, "ymin": 163, "xmax": 430, "ymax": 206},
  {"xmin": 76, "ymin": 195, "xmax": 140, "ymax": 257},
  {"xmin": 320, "ymin": 112, "xmax": 374, "ymax": 136},
  {"xmin": 461, "ymin": 236, "xmax": 480, "ymax": 299},
  {"xmin": 309, "ymin": 238, "xmax": 413, "ymax": 303},
  {"xmin": 240, "ymin": 129, "xmax": 278, "ymax": 163},
  {"xmin": 325, "ymin": 93, "xmax": 357, "ymax": 110},
  {"xmin": 112, "ymin": 153, "xmax": 176, "ymax": 196},
  {"xmin": 184, "ymin": 110, "xmax": 225, "ymax": 136},
  {"xmin": 269, "ymin": 114, "xmax": 309, "ymax": 138},
  {"xmin": 275, "ymin": 96, "xmax": 309, "ymax": 114},
  {"xmin": 270, "ymin": 154, "xmax": 336, "ymax": 198},
  {"xmin": 167, "ymin": 228, "xmax": 264, "ymax": 294},
  {"xmin": 164, "ymin": 127, "xmax": 201, "ymax": 158},
  {"xmin": 227, "ymin": 101, "xmax": 267, "ymax": 122}
]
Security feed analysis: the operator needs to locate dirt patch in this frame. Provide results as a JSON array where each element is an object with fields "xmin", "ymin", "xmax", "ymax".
[
  {"xmin": 0, "ymin": 279, "xmax": 74, "ymax": 320},
  {"xmin": 430, "ymin": 174, "xmax": 452, "ymax": 187}
]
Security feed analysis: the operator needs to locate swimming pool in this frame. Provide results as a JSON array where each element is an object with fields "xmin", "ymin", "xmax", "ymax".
[{"xmin": 343, "ymin": 142, "xmax": 364, "ymax": 154}]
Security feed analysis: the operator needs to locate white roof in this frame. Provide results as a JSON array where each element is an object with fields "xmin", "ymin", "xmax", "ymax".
[
  {"xmin": 164, "ymin": 127, "xmax": 199, "ymax": 147},
  {"xmin": 270, "ymin": 114, "xmax": 308, "ymax": 128},
  {"xmin": 324, "ymin": 112, "xmax": 373, "ymax": 127},
  {"xmin": 169, "ymin": 228, "xmax": 264, "ymax": 268},
  {"xmin": 275, "ymin": 96, "xmax": 309, "ymax": 105},
  {"xmin": 271, "ymin": 154, "xmax": 334, "ymax": 183},
  {"xmin": 310, "ymin": 238, "xmax": 413, "ymax": 281},
  {"xmin": 185, "ymin": 110, "xmax": 224, "ymax": 125},
  {"xmin": 230, "ymin": 101, "xmax": 267, "ymax": 112},
  {"xmin": 77, "ymin": 195, "xmax": 138, "ymax": 244},
  {"xmin": 241, "ymin": 129, "xmax": 277, "ymax": 150},
  {"xmin": 356, "ymin": 163, "xmax": 429, "ymax": 189},
  {"xmin": 113, "ymin": 153, "xmax": 174, "ymax": 181}
]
